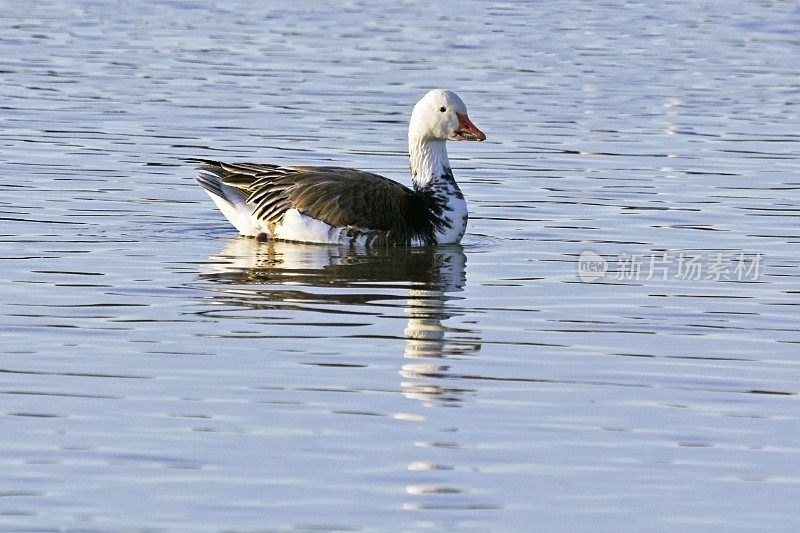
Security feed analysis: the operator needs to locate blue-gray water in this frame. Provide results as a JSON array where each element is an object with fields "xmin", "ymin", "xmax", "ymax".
[{"xmin": 2, "ymin": 1, "xmax": 799, "ymax": 531}]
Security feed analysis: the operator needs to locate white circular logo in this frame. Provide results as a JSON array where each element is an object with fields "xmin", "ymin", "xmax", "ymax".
[{"xmin": 578, "ymin": 251, "xmax": 608, "ymax": 282}]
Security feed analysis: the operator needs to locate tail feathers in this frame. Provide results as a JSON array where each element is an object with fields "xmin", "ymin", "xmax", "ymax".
[
  {"xmin": 195, "ymin": 169, "xmax": 267, "ymax": 236},
  {"xmin": 194, "ymin": 170, "xmax": 227, "ymax": 199}
]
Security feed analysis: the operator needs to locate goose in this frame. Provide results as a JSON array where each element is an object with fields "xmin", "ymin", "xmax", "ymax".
[{"xmin": 194, "ymin": 89, "xmax": 485, "ymax": 246}]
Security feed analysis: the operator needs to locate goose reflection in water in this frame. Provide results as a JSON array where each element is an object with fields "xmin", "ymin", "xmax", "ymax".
[{"xmin": 199, "ymin": 238, "xmax": 481, "ymax": 406}]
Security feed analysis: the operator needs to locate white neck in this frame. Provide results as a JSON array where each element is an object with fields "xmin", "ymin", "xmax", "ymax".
[{"xmin": 408, "ymin": 136, "xmax": 451, "ymax": 190}]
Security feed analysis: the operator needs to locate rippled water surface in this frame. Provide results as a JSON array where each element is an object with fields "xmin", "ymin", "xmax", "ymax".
[{"xmin": 2, "ymin": 1, "xmax": 799, "ymax": 531}]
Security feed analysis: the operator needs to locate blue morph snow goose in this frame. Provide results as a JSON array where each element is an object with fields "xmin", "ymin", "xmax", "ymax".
[{"xmin": 194, "ymin": 89, "xmax": 485, "ymax": 246}]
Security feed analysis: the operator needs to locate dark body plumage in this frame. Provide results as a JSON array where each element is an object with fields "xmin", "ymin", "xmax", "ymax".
[{"xmin": 194, "ymin": 160, "xmax": 451, "ymax": 246}]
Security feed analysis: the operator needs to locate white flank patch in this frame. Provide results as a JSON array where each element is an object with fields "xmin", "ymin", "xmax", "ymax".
[{"xmin": 273, "ymin": 209, "xmax": 346, "ymax": 244}]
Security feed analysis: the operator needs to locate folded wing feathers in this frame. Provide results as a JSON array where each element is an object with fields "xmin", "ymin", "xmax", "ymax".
[{"xmin": 197, "ymin": 160, "xmax": 437, "ymax": 244}]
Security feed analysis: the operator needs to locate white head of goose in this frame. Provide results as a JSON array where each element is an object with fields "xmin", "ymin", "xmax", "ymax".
[{"xmin": 194, "ymin": 89, "xmax": 485, "ymax": 246}]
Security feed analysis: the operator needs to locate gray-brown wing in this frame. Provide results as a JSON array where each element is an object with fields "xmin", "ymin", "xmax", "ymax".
[
  {"xmin": 197, "ymin": 160, "xmax": 432, "ymax": 242},
  {"xmin": 269, "ymin": 168, "xmax": 417, "ymax": 230}
]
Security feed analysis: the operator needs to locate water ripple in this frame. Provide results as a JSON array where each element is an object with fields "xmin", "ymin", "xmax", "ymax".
[{"xmin": 1, "ymin": 0, "xmax": 799, "ymax": 530}]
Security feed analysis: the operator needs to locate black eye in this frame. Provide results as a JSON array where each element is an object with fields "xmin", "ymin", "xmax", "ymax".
[{"xmin": 439, "ymin": 106, "xmax": 446, "ymax": 112}]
